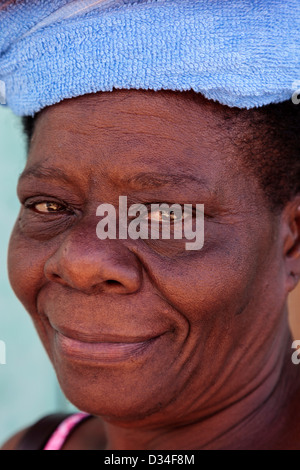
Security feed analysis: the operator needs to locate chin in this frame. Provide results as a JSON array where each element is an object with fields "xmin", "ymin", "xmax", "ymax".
[{"xmin": 53, "ymin": 360, "xmax": 176, "ymax": 426}]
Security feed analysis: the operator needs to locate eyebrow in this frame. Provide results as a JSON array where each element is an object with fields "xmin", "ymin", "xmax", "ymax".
[
  {"xmin": 118, "ymin": 172, "xmax": 210, "ymax": 191},
  {"xmin": 18, "ymin": 165, "xmax": 210, "ymax": 193},
  {"xmin": 18, "ymin": 165, "xmax": 74, "ymax": 186}
]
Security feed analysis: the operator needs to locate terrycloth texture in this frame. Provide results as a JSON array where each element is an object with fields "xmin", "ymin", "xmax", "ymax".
[{"xmin": 0, "ymin": 0, "xmax": 299, "ymax": 116}]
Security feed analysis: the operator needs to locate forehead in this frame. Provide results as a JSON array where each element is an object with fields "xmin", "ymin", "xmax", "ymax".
[
  {"xmin": 26, "ymin": 90, "xmax": 256, "ymax": 207},
  {"xmin": 33, "ymin": 89, "xmax": 221, "ymax": 149},
  {"xmin": 20, "ymin": 90, "xmax": 269, "ymax": 216},
  {"xmin": 28, "ymin": 89, "xmax": 237, "ymax": 184},
  {"xmin": 38, "ymin": 88, "xmax": 219, "ymax": 128}
]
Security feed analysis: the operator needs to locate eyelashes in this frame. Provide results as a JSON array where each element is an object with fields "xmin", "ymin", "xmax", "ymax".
[
  {"xmin": 24, "ymin": 199, "xmax": 198, "ymax": 220},
  {"xmin": 20, "ymin": 199, "xmax": 203, "ymax": 255},
  {"xmin": 24, "ymin": 200, "xmax": 74, "ymax": 215}
]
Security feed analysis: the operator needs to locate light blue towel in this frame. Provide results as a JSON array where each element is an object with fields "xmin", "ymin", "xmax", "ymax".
[{"xmin": 0, "ymin": 0, "xmax": 299, "ymax": 116}]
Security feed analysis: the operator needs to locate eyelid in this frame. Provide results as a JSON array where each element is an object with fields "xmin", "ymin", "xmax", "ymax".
[
  {"xmin": 18, "ymin": 187, "xmax": 84, "ymax": 208},
  {"xmin": 24, "ymin": 199, "xmax": 74, "ymax": 215},
  {"xmin": 127, "ymin": 203, "xmax": 198, "ymax": 224},
  {"xmin": 150, "ymin": 209, "xmax": 192, "ymax": 221},
  {"xmin": 143, "ymin": 204, "xmax": 198, "ymax": 215}
]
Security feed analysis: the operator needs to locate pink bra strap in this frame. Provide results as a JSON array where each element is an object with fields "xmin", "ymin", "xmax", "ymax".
[{"xmin": 43, "ymin": 412, "xmax": 90, "ymax": 450}]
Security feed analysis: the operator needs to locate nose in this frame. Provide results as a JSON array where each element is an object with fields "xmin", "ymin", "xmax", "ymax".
[{"xmin": 44, "ymin": 220, "xmax": 142, "ymax": 295}]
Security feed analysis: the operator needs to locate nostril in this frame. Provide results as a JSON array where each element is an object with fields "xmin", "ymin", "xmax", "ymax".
[
  {"xmin": 105, "ymin": 280, "xmax": 121, "ymax": 286},
  {"xmin": 48, "ymin": 272, "xmax": 68, "ymax": 286},
  {"xmin": 90, "ymin": 279, "xmax": 123, "ymax": 293}
]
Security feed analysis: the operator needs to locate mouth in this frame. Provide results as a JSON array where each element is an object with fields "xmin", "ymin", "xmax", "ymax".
[{"xmin": 53, "ymin": 327, "xmax": 164, "ymax": 364}]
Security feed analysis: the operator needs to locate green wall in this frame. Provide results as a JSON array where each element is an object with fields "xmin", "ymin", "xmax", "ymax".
[{"xmin": 0, "ymin": 107, "xmax": 74, "ymax": 446}]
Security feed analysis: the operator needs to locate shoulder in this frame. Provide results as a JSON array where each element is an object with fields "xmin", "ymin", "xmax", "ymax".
[
  {"xmin": 1, "ymin": 413, "xmax": 72, "ymax": 451},
  {"xmin": 1, "ymin": 427, "xmax": 30, "ymax": 450},
  {"xmin": 61, "ymin": 415, "xmax": 106, "ymax": 450},
  {"xmin": 1, "ymin": 414, "xmax": 106, "ymax": 451}
]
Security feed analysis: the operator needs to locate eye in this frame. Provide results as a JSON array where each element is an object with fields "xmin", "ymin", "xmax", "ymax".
[
  {"xmin": 150, "ymin": 209, "xmax": 183, "ymax": 223},
  {"xmin": 26, "ymin": 201, "xmax": 71, "ymax": 214},
  {"xmin": 148, "ymin": 205, "xmax": 194, "ymax": 224}
]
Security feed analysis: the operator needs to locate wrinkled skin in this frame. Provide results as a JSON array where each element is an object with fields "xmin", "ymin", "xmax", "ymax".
[{"xmin": 7, "ymin": 90, "xmax": 300, "ymax": 449}]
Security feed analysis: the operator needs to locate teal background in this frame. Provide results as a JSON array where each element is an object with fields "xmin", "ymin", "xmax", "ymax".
[{"xmin": 0, "ymin": 106, "xmax": 75, "ymax": 446}]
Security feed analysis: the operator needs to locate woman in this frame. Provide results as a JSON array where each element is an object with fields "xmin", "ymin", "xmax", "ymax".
[{"xmin": 1, "ymin": 0, "xmax": 300, "ymax": 450}]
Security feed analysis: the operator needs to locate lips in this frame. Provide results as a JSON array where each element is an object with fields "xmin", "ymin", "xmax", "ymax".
[{"xmin": 52, "ymin": 325, "xmax": 164, "ymax": 363}]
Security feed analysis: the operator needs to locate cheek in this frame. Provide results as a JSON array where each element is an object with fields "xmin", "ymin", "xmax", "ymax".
[
  {"xmin": 143, "ymin": 238, "xmax": 262, "ymax": 330},
  {"xmin": 7, "ymin": 222, "xmax": 49, "ymax": 315},
  {"xmin": 155, "ymin": 212, "xmax": 277, "ymax": 328},
  {"xmin": 164, "ymin": 261, "xmax": 251, "ymax": 320}
]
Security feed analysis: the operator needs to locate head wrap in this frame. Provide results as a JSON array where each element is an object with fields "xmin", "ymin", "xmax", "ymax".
[{"xmin": 0, "ymin": 0, "xmax": 299, "ymax": 116}]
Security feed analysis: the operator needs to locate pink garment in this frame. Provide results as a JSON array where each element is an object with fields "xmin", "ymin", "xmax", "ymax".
[{"xmin": 43, "ymin": 413, "xmax": 89, "ymax": 450}]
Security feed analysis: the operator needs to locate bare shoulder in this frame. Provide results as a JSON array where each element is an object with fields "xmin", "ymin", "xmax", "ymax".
[
  {"xmin": 1, "ymin": 415, "xmax": 106, "ymax": 451},
  {"xmin": 62, "ymin": 416, "xmax": 107, "ymax": 450},
  {"xmin": 1, "ymin": 427, "xmax": 30, "ymax": 451}
]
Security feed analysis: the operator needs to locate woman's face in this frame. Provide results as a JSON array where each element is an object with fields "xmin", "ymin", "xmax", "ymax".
[{"xmin": 8, "ymin": 90, "xmax": 286, "ymax": 426}]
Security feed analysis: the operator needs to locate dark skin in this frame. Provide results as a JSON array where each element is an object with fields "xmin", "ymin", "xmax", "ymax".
[{"xmin": 3, "ymin": 89, "xmax": 300, "ymax": 450}]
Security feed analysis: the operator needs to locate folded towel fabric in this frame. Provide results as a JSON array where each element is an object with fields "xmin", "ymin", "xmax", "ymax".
[{"xmin": 0, "ymin": 0, "xmax": 299, "ymax": 116}]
